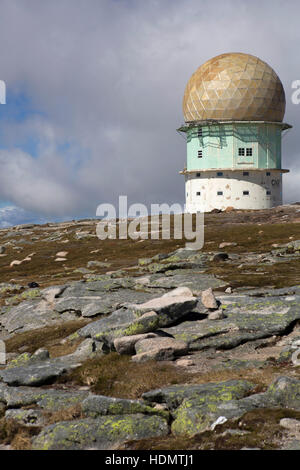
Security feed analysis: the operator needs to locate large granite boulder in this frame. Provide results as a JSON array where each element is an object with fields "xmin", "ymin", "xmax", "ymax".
[{"xmin": 32, "ymin": 414, "xmax": 169, "ymax": 450}]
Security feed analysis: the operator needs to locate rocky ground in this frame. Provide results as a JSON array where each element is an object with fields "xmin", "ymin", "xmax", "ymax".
[{"xmin": 0, "ymin": 204, "xmax": 300, "ymax": 450}]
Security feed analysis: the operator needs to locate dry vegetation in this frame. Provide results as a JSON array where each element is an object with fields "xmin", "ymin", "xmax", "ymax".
[
  {"xmin": 54, "ymin": 351, "xmax": 299, "ymax": 400},
  {"xmin": 208, "ymin": 258, "xmax": 300, "ymax": 289},
  {"xmin": 56, "ymin": 352, "xmax": 191, "ymax": 398},
  {"xmin": 0, "ymin": 207, "xmax": 299, "ymax": 450},
  {"xmin": 0, "ymin": 208, "xmax": 299, "ymax": 292},
  {"xmin": 0, "ymin": 418, "xmax": 41, "ymax": 450},
  {"xmin": 5, "ymin": 320, "xmax": 89, "ymax": 357},
  {"xmin": 42, "ymin": 404, "xmax": 84, "ymax": 425}
]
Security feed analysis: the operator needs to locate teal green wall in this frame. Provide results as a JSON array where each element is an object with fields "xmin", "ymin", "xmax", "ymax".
[{"xmin": 185, "ymin": 123, "xmax": 282, "ymax": 170}]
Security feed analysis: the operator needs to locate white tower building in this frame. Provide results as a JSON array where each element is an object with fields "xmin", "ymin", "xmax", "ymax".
[{"xmin": 178, "ymin": 53, "xmax": 291, "ymax": 212}]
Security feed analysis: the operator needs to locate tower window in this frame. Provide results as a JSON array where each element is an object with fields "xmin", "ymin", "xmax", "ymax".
[
  {"xmin": 238, "ymin": 148, "xmax": 252, "ymax": 157},
  {"xmin": 196, "ymin": 191, "xmax": 201, "ymax": 196},
  {"xmin": 196, "ymin": 172, "xmax": 201, "ymax": 177},
  {"xmin": 197, "ymin": 128, "xmax": 202, "ymax": 137},
  {"xmin": 243, "ymin": 171, "xmax": 249, "ymax": 176},
  {"xmin": 217, "ymin": 191, "xmax": 223, "ymax": 196},
  {"xmin": 217, "ymin": 172, "xmax": 223, "ymax": 176},
  {"xmin": 243, "ymin": 191, "xmax": 249, "ymax": 195},
  {"xmin": 266, "ymin": 190, "xmax": 271, "ymax": 195},
  {"xmin": 198, "ymin": 150, "xmax": 203, "ymax": 158},
  {"xmin": 266, "ymin": 172, "xmax": 271, "ymax": 176}
]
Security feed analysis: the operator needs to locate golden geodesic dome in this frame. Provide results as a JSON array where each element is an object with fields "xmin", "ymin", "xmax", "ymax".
[{"xmin": 183, "ymin": 53, "xmax": 285, "ymax": 122}]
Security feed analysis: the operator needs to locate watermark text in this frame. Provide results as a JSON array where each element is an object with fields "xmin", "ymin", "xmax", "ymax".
[
  {"xmin": 0, "ymin": 80, "xmax": 6, "ymax": 104},
  {"xmin": 96, "ymin": 196, "xmax": 204, "ymax": 249}
]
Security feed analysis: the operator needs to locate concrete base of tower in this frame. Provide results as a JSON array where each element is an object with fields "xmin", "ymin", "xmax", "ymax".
[{"xmin": 184, "ymin": 169, "xmax": 285, "ymax": 213}]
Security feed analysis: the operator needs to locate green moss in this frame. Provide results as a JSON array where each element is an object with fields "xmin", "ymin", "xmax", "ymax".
[
  {"xmin": 122, "ymin": 318, "xmax": 159, "ymax": 336},
  {"xmin": 278, "ymin": 349, "xmax": 293, "ymax": 362},
  {"xmin": 138, "ymin": 258, "xmax": 153, "ymax": 266},
  {"xmin": 171, "ymin": 408, "xmax": 211, "ymax": 436},
  {"xmin": 163, "ymin": 255, "xmax": 181, "ymax": 263},
  {"xmin": 147, "ymin": 263, "xmax": 165, "ymax": 273},
  {"xmin": 109, "ymin": 417, "xmax": 136, "ymax": 436},
  {"xmin": 85, "ymin": 275, "xmax": 110, "ymax": 282},
  {"xmin": 7, "ymin": 352, "xmax": 32, "ymax": 369},
  {"xmin": 207, "ymin": 403, "xmax": 218, "ymax": 412},
  {"xmin": 32, "ymin": 415, "xmax": 169, "ymax": 450},
  {"xmin": 7, "ymin": 289, "xmax": 41, "ymax": 305},
  {"xmin": 67, "ymin": 331, "xmax": 80, "ymax": 341}
]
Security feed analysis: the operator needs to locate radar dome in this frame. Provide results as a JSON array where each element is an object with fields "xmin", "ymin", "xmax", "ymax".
[{"xmin": 183, "ymin": 53, "xmax": 285, "ymax": 122}]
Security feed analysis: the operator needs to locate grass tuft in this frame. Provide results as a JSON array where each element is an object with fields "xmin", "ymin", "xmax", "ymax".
[
  {"xmin": 56, "ymin": 352, "xmax": 190, "ymax": 399},
  {"xmin": 5, "ymin": 320, "xmax": 89, "ymax": 357},
  {"xmin": 43, "ymin": 404, "xmax": 84, "ymax": 425},
  {"xmin": 0, "ymin": 418, "xmax": 41, "ymax": 450}
]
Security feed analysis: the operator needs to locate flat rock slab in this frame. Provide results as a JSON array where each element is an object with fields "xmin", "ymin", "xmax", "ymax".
[
  {"xmin": 212, "ymin": 358, "xmax": 267, "ymax": 371},
  {"xmin": 128, "ymin": 287, "xmax": 198, "ymax": 327},
  {"xmin": 32, "ymin": 414, "xmax": 169, "ymax": 450},
  {"xmin": 266, "ymin": 376, "xmax": 300, "ymax": 410},
  {"xmin": 142, "ymin": 379, "xmax": 255, "ymax": 411},
  {"xmin": 0, "ymin": 299, "xmax": 79, "ymax": 334},
  {"xmin": 171, "ymin": 394, "xmax": 267, "ymax": 436},
  {"xmin": 77, "ymin": 308, "xmax": 138, "ymax": 338},
  {"xmin": 161, "ymin": 318, "xmax": 236, "ymax": 344},
  {"xmin": 77, "ymin": 308, "xmax": 159, "ymax": 346},
  {"xmin": 163, "ymin": 250, "xmax": 209, "ymax": 263},
  {"xmin": 0, "ymin": 384, "xmax": 89, "ymax": 410},
  {"xmin": 59, "ymin": 280, "xmax": 150, "ymax": 296},
  {"xmin": 54, "ymin": 288, "xmax": 161, "ymax": 318},
  {"xmin": 5, "ymin": 408, "xmax": 46, "ymax": 427},
  {"xmin": 0, "ymin": 359, "xmax": 80, "ymax": 387},
  {"xmin": 234, "ymin": 286, "xmax": 300, "ymax": 297},
  {"xmin": 129, "ymin": 287, "xmax": 195, "ymax": 311},
  {"xmin": 145, "ymin": 271, "xmax": 226, "ymax": 295},
  {"xmin": 82, "ymin": 394, "xmax": 168, "ymax": 419},
  {"xmin": 54, "ymin": 296, "xmax": 113, "ymax": 317},
  {"xmin": 133, "ymin": 337, "xmax": 188, "ymax": 362}
]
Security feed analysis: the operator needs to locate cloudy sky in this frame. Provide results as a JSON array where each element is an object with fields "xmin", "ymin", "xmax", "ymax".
[{"xmin": 0, "ymin": 0, "xmax": 299, "ymax": 227}]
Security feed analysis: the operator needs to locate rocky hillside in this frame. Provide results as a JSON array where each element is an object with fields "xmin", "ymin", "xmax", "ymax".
[{"xmin": 0, "ymin": 204, "xmax": 300, "ymax": 450}]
